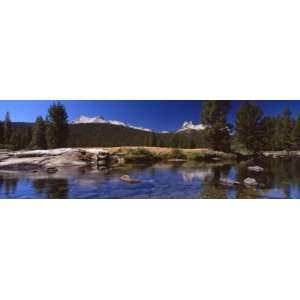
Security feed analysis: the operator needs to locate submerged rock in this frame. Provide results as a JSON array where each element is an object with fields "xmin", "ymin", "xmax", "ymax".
[
  {"xmin": 248, "ymin": 165, "xmax": 264, "ymax": 172},
  {"xmin": 243, "ymin": 177, "xmax": 258, "ymax": 187},
  {"xmin": 220, "ymin": 178, "xmax": 240, "ymax": 187},
  {"xmin": 120, "ymin": 175, "xmax": 141, "ymax": 184}
]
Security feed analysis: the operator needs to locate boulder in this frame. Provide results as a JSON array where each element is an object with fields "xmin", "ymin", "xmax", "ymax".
[
  {"xmin": 248, "ymin": 165, "xmax": 264, "ymax": 172},
  {"xmin": 120, "ymin": 175, "xmax": 141, "ymax": 184},
  {"xmin": 220, "ymin": 178, "xmax": 240, "ymax": 187},
  {"xmin": 243, "ymin": 177, "xmax": 258, "ymax": 187}
]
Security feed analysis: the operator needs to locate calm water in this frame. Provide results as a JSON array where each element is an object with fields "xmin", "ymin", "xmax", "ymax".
[{"xmin": 1, "ymin": 158, "xmax": 300, "ymax": 199}]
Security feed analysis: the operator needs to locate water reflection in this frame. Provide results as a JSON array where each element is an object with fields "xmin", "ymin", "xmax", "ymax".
[
  {"xmin": 1, "ymin": 158, "xmax": 300, "ymax": 198},
  {"xmin": 0, "ymin": 174, "xmax": 19, "ymax": 197},
  {"xmin": 32, "ymin": 178, "xmax": 69, "ymax": 198}
]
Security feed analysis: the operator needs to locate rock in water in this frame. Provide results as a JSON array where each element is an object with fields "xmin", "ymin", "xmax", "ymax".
[
  {"xmin": 46, "ymin": 167, "xmax": 58, "ymax": 174},
  {"xmin": 120, "ymin": 175, "xmax": 141, "ymax": 184},
  {"xmin": 220, "ymin": 178, "xmax": 240, "ymax": 187},
  {"xmin": 248, "ymin": 166, "xmax": 264, "ymax": 172},
  {"xmin": 244, "ymin": 177, "xmax": 258, "ymax": 187}
]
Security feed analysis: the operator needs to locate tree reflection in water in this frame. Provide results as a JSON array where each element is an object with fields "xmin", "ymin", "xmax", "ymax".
[
  {"xmin": 32, "ymin": 178, "xmax": 69, "ymax": 198},
  {"xmin": 0, "ymin": 175, "xmax": 19, "ymax": 197},
  {"xmin": 199, "ymin": 165, "xmax": 231, "ymax": 199}
]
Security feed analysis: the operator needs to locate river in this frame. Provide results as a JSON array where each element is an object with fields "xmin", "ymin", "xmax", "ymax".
[{"xmin": 0, "ymin": 158, "xmax": 300, "ymax": 199}]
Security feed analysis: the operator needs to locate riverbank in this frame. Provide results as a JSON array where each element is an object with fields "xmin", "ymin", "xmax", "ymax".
[
  {"xmin": 0, "ymin": 147, "xmax": 237, "ymax": 173},
  {"xmin": 1, "ymin": 147, "xmax": 300, "ymax": 173},
  {"xmin": 103, "ymin": 147, "xmax": 237, "ymax": 163}
]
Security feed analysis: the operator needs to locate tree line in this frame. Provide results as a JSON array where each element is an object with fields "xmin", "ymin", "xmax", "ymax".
[
  {"xmin": 201, "ymin": 100, "xmax": 300, "ymax": 153},
  {"xmin": 0, "ymin": 102, "xmax": 69, "ymax": 150},
  {"xmin": 1, "ymin": 100, "xmax": 299, "ymax": 153}
]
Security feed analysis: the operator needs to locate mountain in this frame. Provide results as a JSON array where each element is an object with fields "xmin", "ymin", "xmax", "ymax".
[
  {"xmin": 177, "ymin": 121, "xmax": 206, "ymax": 132},
  {"xmin": 73, "ymin": 115, "xmax": 152, "ymax": 132}
]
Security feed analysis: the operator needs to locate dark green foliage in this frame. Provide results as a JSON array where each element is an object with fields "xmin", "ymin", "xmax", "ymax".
[
  {"xmin": 0, "ymin": 122, "xmax": 3, "ymax": 144},
  {"xmin": 167, "ymin": 149, "xmax": 186, "ymax": 159},
  {"xmin": 201, "ymin": 101, "xmax": 231, "ymax": 151},
  {"xmin": 9, "ymin": 132, "xmax": 22, "ymax": 150},
  {"xmin": 292, "ymin": 114, "xmax": 300, "ymax": 150},
  {"xmin": 274, "ymin": 108, "xmax": 294, "ymax": 150},
  {"xmin": 31, "ymin": 116, "xmax": 47, "ymax": 149},
  {"xmin": 3, "ymin": 112, "xmax": 12, "ymax": 144},
  {"xmin": 260, "ymin": 116, "xmax": 276, "ymax": 150},
  {"xmin": 235, "ymin": 101, "xmax": 264, "ymax": 153},
  {"xmin": 201, "ymin": 100, "xmax": 231, "ymax": 125},
  {"xmin": 46, "ymin": 102, "xmax": 69, "ymax": 148},
  {"xmin": 149, "ymin": 132, "xmax": 157, "ymax": 146},
  {"xmin": 171, "ymin": 134, "xmax": 180, "ymax": 148},
  {"xmin": 124, "ymin": 148, "xmax": 160, "ymax": 163},
  {"xmin": 203, "ymin": 122, "xmax": 231, "ymax": 152},
  {"xmin": 189, "ymin": 140, "xmax": 196, "ymax": 149}
]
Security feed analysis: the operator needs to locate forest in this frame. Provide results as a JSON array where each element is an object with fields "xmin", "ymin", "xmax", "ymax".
[{"xmin": 0, "ymin": 101, "xmax": 299, "ymax": 154}]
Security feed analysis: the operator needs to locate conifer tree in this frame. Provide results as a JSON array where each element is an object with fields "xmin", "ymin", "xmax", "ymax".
[
  {"xmin": 148, "ymin": 132, "xmax": 157, "ymax": 147},
  {"xmin": 201, "ymin": 101, "xmax": 231, "ymax": 151},
  {"xmin": 292, "ymin": 114, "xmax": 300, "ymax": 150},
  {"xmin": 3, "ymin": 112, "xmax": 12, "ymax": 144},
  {"xmin": 31, "ymin": 116, "xmax": 47, "ymax": 149},
  {"xmin": 171, "ymin": 134, "xmax": 179, "ymax": 148},
  {"xmin": 260, "ymin": 116, "xmax": 276, "ymax": 150},
  {"xmin": 0, "ymin": 121, "xmax": 4, "ymax": 145},
  {"xmin": 276, "ymin": 108, "xmax": 294, "ymax": 150},
  {"xmin": 9, "ymin": 132, "xmax": 22, "ymax": 150},
  {"xmin": 235, "ymin": 101, "xmax": 264, "ymax": 153},
  {"xmin": 46, "ymin": 102, "xmax": 69, "ymax": 148}
]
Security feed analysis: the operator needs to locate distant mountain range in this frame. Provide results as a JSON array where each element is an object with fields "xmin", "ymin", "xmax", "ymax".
[
  {"xmin": 73, "ymin": 115, "xmax": 206, "ymax": 134},
  {"xmin": 73, "ymin": 115, "xmax": 152, "ymax": 132}
]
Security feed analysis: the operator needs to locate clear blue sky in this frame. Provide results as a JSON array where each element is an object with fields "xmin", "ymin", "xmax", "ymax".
[{"xmin": 0, "ymin": 100, "xmax": 300, "ymax": 132}]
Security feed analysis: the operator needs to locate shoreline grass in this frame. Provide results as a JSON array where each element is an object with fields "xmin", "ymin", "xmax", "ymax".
[{"xmin": 103, "ymin": 146, "xmax": 237, "ymax": 164}]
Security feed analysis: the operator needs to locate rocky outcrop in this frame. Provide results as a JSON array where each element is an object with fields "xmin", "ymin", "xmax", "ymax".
[{"xmin": 0, "ymin": 148, "xmax": 119, "ymax": 172}]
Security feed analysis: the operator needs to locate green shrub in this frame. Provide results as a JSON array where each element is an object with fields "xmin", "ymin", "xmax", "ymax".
[
  {"xmin": 188, "ymin": 150, "xmax": 236, "ymax": 162},
  {"xmin": 167, "ymin": 149, "xmax": 186, "ymax": 159},
  {"xmin": 124, "ymin": 148, "xmax": 161, "ymax": 163}
]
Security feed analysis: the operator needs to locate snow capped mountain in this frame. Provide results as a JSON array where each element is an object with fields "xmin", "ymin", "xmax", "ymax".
[
  {"xmin": 177, "ymin": 121, "xmax": 206, "ymax": 132},
  {"xmin": 73, "ymin": 115, "xmax": 152, "ymax": 132},
  {"xmin": 74, "ymin": 115, "xmax": 107, "ymax": 124}
]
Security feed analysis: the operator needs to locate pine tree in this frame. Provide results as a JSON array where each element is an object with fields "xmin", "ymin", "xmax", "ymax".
[
  {"xmin": 292, "ymin": 114, "xmax": 300, "ymax": 150},
  {"xmin": 0, "ymin": 121, "xmax": 4, "ymax": 145},
  {"xmin": 31, "ymin": 116, "xmax": 47, "ymax": 149},
  {"xmin": 144, "ymin": 133, "xmax": 150, "ymax": 146},
  {"xmin": 235, "ymin": 101, "xmax": 264, "ymax": 153},
  {"xmin": 148, "ymin": 132, "xmax": 157, "ymax": 147},
  {"xmin": 9, "ymin": 132, "xmax": 22, "ymax": 150},
  {"xmin": 46, "ymin": 102, "xmax": 69, "ymax": 148},
  {"xmin": 3, "ymin": 112, "xmax": 12, "ymax": 144},
  {"xmin": 260, "ymin": 116, "xmax": 276, "ymax": 150},
  {"xmin": 276, "ymin": 108, "xmax": 294, "ymax": 150},
  {"xmin": 190, "ymin": 140, "xmax": 196, "ymax": 149},
  {"xmin": 171, "ymin": 134, "xmax": 179, "ymax": 148},
  {"xmin": 201, "ymin": 101, "xmax": 231, "ymax": 151}
]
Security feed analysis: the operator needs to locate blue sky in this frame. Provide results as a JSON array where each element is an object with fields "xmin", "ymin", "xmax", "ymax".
[{"xmin": 0, "ymin": 100, "xmax": 300, "ymax": 132}]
